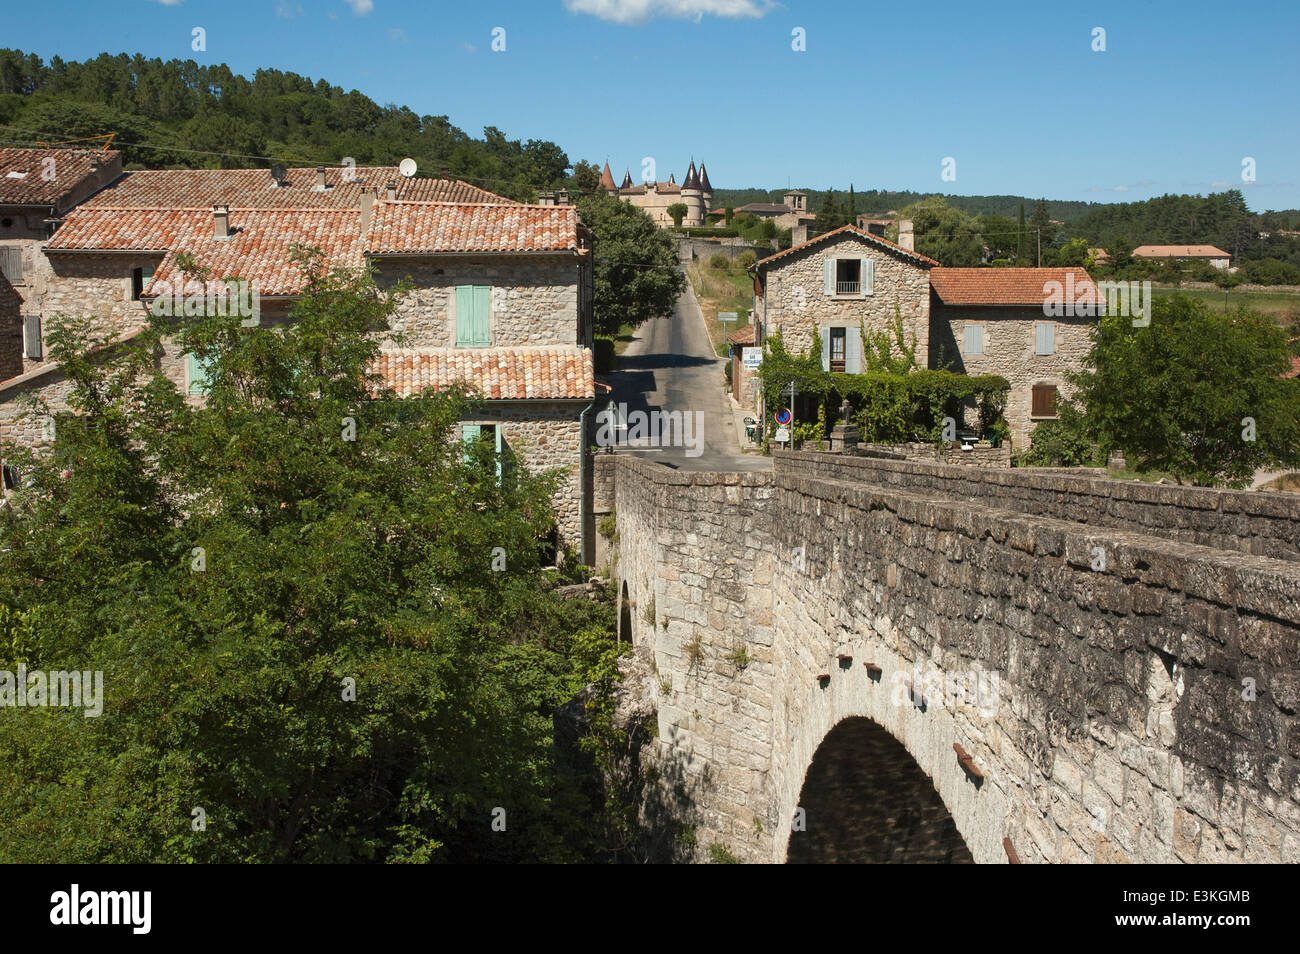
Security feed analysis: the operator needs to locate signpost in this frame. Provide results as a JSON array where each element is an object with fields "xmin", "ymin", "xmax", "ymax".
[
  {"xmin": 742, "ymin": 347, "xmax": 762, "ymax": 370},
  {"xmin": 718, "ymin": 311, "xmax": 738, "ymax": 341}
]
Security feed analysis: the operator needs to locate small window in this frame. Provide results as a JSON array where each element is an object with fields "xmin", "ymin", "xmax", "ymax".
[
  {"xmin": 829, "ymin": 327, "xmax": 846, "ymax": 373},
  {"xmin": 963, "ymin": 324, "xmax": 984, "ymax": 356},
  {"xmin": 1031, "ymin": 383, "xmax": 1059, "ymax": 418},
  {"xmin": 0, "ymin": 247, "xmax": 22, "ymax": 284},
  {"xmin": 132, "ymin": 265, "xmax": 154, "ymax": 301},
  {"xmin": 2, "ymin": 464, "xmax": 18, "ymax": 490},
  {"xmin": 462, "ymin": 423, "xmax": 505, "ymax": 482},
  {"xmin": 187, "ymin": 352, "xmax": 213, "ymax": 395},
  {"xmin": 1035, "ymin": 323, "xmax": 1055, "ymax": 355},
  {"xmin": 835, "ymin": 259, "xmax": 860, "ymax": 295},
  {"xmin": 455, "ymin": 285, "xmax": 491, "ymax": 347}
]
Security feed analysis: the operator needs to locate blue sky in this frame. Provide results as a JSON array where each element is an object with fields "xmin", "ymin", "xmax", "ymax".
[{"xmin": 7, "ymin": 0, "xmax": 1300, "ymax": 208}]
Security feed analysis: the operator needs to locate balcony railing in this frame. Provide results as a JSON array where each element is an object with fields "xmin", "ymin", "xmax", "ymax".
[{"xmin": 835, "ymin": 281, "xmax": 860, "ymax": 295}]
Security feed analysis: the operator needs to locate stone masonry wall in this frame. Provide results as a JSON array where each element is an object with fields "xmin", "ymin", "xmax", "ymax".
[
  {"xmin": 759, "ymin": 234, "xmax": 931, "ymax": 368},
  {"xmin": 930, "ymin": 303, "xmax": 1094, "ymax": 449},
  {"xmin": 777, "ymin": 451, "xmax": 1300, "ymax": 563},
  {"xmin": 614, "ymin": 452, "xmax": 1300, "ymax": 863},
  {"xmin": 375, "ymin": 256, "xmax": 582, "ymax": 348}
]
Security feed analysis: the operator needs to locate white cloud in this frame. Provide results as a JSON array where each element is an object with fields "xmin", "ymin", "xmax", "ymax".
[
  {"xmin": 563, "ymin": 0, "xmax": 774, "ymax": 25},
  {"xmin": 345, "ymin": 0, "xmax": 374, "ymax": 14}
]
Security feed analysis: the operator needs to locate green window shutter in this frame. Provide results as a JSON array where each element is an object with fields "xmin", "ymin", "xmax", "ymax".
[
  {"xmin": 494, "ymin": 425, "xmax": 504, "ymax": 484},
  {"xmin": 473, "ymin": 286, "xmax": 490, "ymax": 346},
  {"xmin": 455, "ymin": 286, "xmax": 474, "ymax": 346},
  {"xmin": 187, "ymin": 352, "xmax": 213, "ymax": 395}
]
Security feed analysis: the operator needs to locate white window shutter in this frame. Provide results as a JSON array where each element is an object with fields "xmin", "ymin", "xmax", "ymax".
[
  {"xmin": 845, "ymin": 327, "xmax": 862, "ymax": 373},
  {"xmin": 820, "ymin": 326, "xmax": 830, "ymax": 371},
  {"xmin": 823, "ymin": 258, "xmax": 835, "ymax": 295},
  {"xmin": 964, "ymin": 324, "xmax": 983, "ymax": 356},
  {"xmin": 1036, "ymin": 323, "xmax": 1055, "ymax": 355},
  {"xmin": 861, "ymin": 258, "xmax": 874, "ymax": 295}
]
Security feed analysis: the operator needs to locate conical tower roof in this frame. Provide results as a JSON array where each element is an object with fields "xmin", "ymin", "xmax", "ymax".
[
  {"xmin": 598, "ymin": 162, "xmax": 616, "ymax": 191},
  {"xmin": 620, "ymin": 169, "xmax": 632, "ymax": 189},
  {"xmin": 683, "ymin": 160, "xmax": 700, "ymax": 191},
  {"xmin": 698, "ymin": 163, "xmax": 713, "ymax": 193}
]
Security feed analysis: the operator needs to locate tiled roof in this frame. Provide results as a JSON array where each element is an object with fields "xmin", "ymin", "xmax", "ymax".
[
  {"xmin": 698, "ymin": 164, "xmax": 713, "ymax": 193},
  {"xmin": 366, "ymin": 202, "xmax": 580, "ymax": 254},
  {"xmin": 736, "ymin": 203, "xmax": 790, "ymax": 214},
  {"xmin": 620, "ymin": 182, "xmax": 681, "ymax": 195},
  {"xmin": 756, "ymin": 223, "xmax": 940, "ymax": 269},
  {"xmin": 0, "ymin": 148, "xmax": 120, "ymax": 209},
  {"xmin": 1132, "ymin": 245, "xmax": 1230, "ymax": 259},
  {"xmin": 81, "ymin": 167, "xmax": 512, "ymax": 210},
  {"xmin": 728, "ymin": 324, "xmax": 756, "ymax": 345},
  {"xmin": 47, "ymin": 207, "xmax": 366, "ymax": 296},
  {"xmin": 372, "ymin": 348, "xmax": 594, "ymax": 400},
  {"xmin": 930, "ymin": 267, "xmax": 1097, "ymax": 306},
  {"xmin": 1286, "ymin": 355, "xmax": 1300, "ymax": 379},
  {"xmin": 598, "ymin": 162, "xmax": 617, "ymax": 191}
]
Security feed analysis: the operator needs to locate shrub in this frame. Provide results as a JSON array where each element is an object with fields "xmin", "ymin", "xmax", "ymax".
[
  {"xmin": 737, "ymin": 250, "xmax": 757, "ymax": 270},
  {"xmin": 708, "ymin": 253, "xmax": 730, "ymax": 271}
]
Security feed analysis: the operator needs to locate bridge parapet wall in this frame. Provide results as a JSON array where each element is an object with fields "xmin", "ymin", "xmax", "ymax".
[{"xmin": 776, "ymin": 450, "xmax": 1300, "ymax": 563}]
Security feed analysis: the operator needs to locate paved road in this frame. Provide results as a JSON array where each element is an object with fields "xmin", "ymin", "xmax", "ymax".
[{"xmin": 605, "ymin": 283, "xmax": 769, "ymax": 472}]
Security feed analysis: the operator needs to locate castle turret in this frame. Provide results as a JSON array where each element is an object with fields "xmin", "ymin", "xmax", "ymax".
[
  {"xmin": 698, "ymin": 163, "xmax": 713, "ymax": 211},
  {"xmin": 598, "ymin": 161, "xmax": 617, "ymax": 196},
  {"xmin": 681, "ymin": 160, "xmax": 704, "ymax": 228},
  {"xmin": 620, "ymin": 169, "xmax": 632, "ymax": 190}
]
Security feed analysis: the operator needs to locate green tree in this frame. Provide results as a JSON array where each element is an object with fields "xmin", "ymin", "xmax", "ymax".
[
  {"xmin": 897, "ymin": 198, "xmax": 984, "ymax": 266},
  {"xmin": 1069, "ymin": 295, "xmax": 1300, "ymax": 486},
  {"xmin": 0, "ymin": 251, "xmax": 621, "ymax": 862},
  {"xmin": 577, "ymin": 193, "xmax": 685, "ymax": 337},
  {"xmin": 1028, "ymin": 198, "xmax": 1053, "ymax": 264},
  {"xmin": 666, "ymin": 202, "xmax": 688, "ymax": 228}
]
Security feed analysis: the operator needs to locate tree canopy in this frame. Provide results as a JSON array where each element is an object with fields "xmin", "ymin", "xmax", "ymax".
[{"xmin": 578, "ymin": 193, "xmax": 686, "ymax": 337}]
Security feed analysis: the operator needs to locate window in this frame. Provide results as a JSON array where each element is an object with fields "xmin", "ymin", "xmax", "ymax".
[
  {"xmin": 455, "ymin": 285, "xmax": 491, "ymax": 347},
  {"xmin": 829, "ymin": 327, "xmax": 846, "ymax": 373},
  {"xmin": 822, "ymin": 256, "xmax": 874, "ymax": 296},
  {"xmin": 187, "ymin": 352, "xmax": 214, "ymax": 395},
  {"xmin": 132, "ymin": 265, "xmax": 154, "ymax": 301},
  {"xmin": 1031, "ymin": 383, "xmax": 1059, "ymax": 418},
  {"xmin": 0, "ymin": 247, "xmax": 22, "ymax": 284},
  {"xmin": 462, "ymin": 423, "xmax": 505, "ymax": 482},
  {"xmin": 1035, "ymin": 323, "xmax": 1055, "ymax": 355},
  {"xmin": 24, "ymin": 314, "xmax": 41, "ymax": 360},
  {"xmin": 963, "ymin": 324, "xmax": 984, "ymax": 356}
]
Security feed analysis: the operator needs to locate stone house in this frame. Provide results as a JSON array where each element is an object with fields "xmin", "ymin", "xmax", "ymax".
[
  {"xmin": 929, "ymin": 267, "xmax": 1097, "ymax": 447},
  {"xmin": 1132, "ymin": 244, "xmax": 1230, "ymax": 269},
  {"xmin": 2, "ymin": 164, "xmax": 598, "ymax": 561},
  {"xmin": 750, "ymin": 223, "xmax": 1097, "ymax": 448},
  {"xmin": 0, "ymin": 147, "xmax": 125, "ymax": 379}
]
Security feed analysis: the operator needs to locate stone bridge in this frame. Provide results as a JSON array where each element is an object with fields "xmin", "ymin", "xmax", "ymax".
[{"xmin": 610, "ymin": 451, "xmax": 1300, "ymax": 863}]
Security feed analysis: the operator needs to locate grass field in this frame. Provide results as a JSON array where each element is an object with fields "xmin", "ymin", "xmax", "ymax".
[
  {"xmin": 1152, "ymin": 284, "xmax": 1300, "ymax": 321},
  {"xmin": 685, "ymin": 261, "xmax": 755, "ymax": 356}
]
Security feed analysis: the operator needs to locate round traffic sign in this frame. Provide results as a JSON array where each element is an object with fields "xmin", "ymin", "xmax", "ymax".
[{"xmin": 776, "ymin": 409, "xmax": 792, "ymax": 425}]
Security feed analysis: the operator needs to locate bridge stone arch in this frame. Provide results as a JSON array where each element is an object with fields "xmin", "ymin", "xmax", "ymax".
[{"xmin": 787, "ymin": 716, "xmax": 973, "ymax": 863}]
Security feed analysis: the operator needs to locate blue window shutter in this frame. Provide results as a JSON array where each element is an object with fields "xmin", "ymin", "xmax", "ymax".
[
  {"xmin": 845, "ymin": 327, "xmax": 862, "ymax": 373},
  {"xmin": 461, "ymin": 423, "xmax": 481, "ymax": 463},
  {"xmin": 455, "ymin": 286, "xmax": 474, "ymax": 346},
  {"xmin": 964, "ymin": 324, "xmax": 983, "ymax": 356},
  {"xmin": 187, "ymin": 352, "xmax": 212, "ymax": 394},
  {"xmin": 474, "ymin": 285, "xmax": 490, "ymax": 345},
  {"xmin": 823, "ymin": 259, "xmax": 835, "ymax": 295},
  {"xmin": 820, "ymin": 326, "xmax": 830, "ymax": 371},
  {"xmin": 861, "ymin": 258, "xmax": 873, "ymax": 295},
  {"xmin": 1036, "ymin": 323, "xmax": 1055, "ymax": 355}
]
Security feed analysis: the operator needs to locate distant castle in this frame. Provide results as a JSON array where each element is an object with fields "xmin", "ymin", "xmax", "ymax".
[{"xmin": 599, "ymin": 160, "xmax": 714, "ymax": 228}]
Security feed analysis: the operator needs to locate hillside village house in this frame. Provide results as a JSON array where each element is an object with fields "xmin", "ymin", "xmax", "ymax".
[
  {"xmin": 0, "ymin": 147, "xmax": 125, "ymax": 379},
  {"xmin": 1132, "ymin": 244, "xmax": 1231, "ymax": 269},
  {"xmin": 0, "ymin": 160, "xmax": 598, "ymax": 560},
  {"xmin": 750, "ymin": 223, "xmax": 1097, "ymax": 448}
]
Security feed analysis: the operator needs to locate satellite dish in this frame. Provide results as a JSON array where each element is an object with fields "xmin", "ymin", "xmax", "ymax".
[
  {"xmin": 270, "ymin": 163, "xmax": 287, "ymax": 184},
  {"xmin": 398, "ymin": 157, "xmax": 418, "ymax": 178}
]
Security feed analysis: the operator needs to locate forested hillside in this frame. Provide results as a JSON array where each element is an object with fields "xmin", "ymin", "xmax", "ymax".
[{"xmin": 0, "ymin": 48, "xmax": 599, "ymax": 201}]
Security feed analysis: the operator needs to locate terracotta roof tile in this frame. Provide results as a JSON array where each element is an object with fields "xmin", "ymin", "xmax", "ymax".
[
  {"xmin": 930, "ymin": 267, "xmax": 1097, "ymax": 306},
  {"xmin": 1132, "ymin": 245, "xmax": 1230, "ymax": 259},
  {"xmin": 81, "ymin": 167, "xmax": 512, "ymax": 210},
  {"xmin": 756, "ymin": 224, "xmax": 939, "ymax": 269},
  {"xmin": 727, "ymin": 324, "xmax": 756, "ymax": 345},
  {"xmin": 372, "ymin": 348, "xmax": 594, "ymax": 400},
  {"xmin": 0, "ymin": 147, "xmax": 121, "ymax": 210},
  {"xmin": 367, "ymin": 202, "xmax": 580, "ymax": 255}
]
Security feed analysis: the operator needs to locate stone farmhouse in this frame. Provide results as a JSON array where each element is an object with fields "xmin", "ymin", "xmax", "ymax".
[
  {"xmin": 750, "ymin": 223, "xmax": 1097, "ymax": 447},
  {"xmin": 0, "ymin": 160, "xmax": 598, "ymax": 560},
  {"xmin": 1132, "ymin": 244, "xmax": 1230, "ymax": 269},
  {"xmin": 599, "ymin": 160, "xmax": 713, "ymax": 228},
  {"xmin": 726, "ymin": 191, "xmax": 817, "ymax": 236}
]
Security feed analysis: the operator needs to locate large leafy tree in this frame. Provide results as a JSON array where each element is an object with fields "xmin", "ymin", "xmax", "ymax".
[
  {"xmin": 578, "ymin": 193, "xmax": 685, "ymax": 336},
  {"xmin": 0, "ymin": 251, "xmax": 619, "ymax": 862},
  {"xmin": 1068, "ymin": 294, "xmax": 1300, "ymax": 486},
  {"xmin": 895, "ymin": 198, "xmax": 984, "ymax": 266}
]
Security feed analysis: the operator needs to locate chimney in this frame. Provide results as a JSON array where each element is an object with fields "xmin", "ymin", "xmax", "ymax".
[
  {"xmin": 360, "ymin": 188, "xmax": 375, "ymax": 232},
  {"xmin": 385, "ymin": 180, "xmax": 397, "ymax": 201},
  {"xmin": 213, "ymin": 204, "xmax": 230, "ymax": 240},
  {"xmin": 556, "ymin": 188, "xmax": 569, "ymax": 206},
  {"xmin": 898, "ymin": 219, "xmax": 914, "ymax": 252},
  {"xmin": 313, "ymin": 165, "xmax": 328, "ymax": 191},
  {"xmin": 792, "ymin": 224, "xmax": 809, "ymax": 246},
  {"xmin": 537, "ymin": 191, "xmax": 555, "ymax": 207}
]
